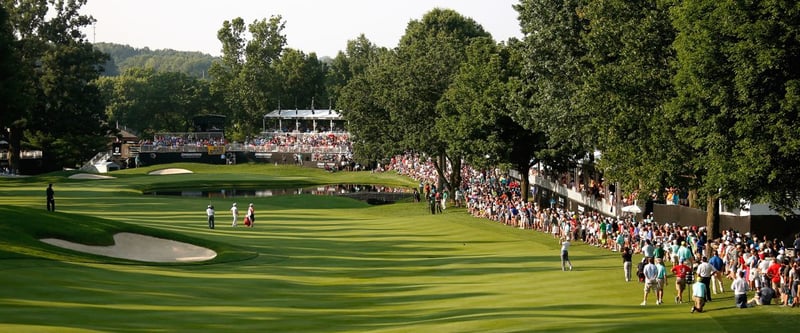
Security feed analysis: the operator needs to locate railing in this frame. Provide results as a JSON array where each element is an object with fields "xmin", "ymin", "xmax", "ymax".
[
  {"xmin": 232, "ymin": 144, "xmax": 350, "ymax": 154},
  {"xmin": 139, "ymin": 145, "xmax": 213, "ymax": 153},
  {"xmin": 259, "ymin": 130, "xmax": 350, "ymax": 138},
  {"xmin": 138, "ymin": 143, "xmax": 351, "ymax": 155},
  {"xmin": 530, "ymin": 174, "xmax": 617, "ymax": 216}
]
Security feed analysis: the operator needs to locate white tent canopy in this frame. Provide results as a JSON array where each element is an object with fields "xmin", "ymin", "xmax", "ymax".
[
  {"xmin": 622, "ymin": 205, "xmax": 642, "ymax": 214},
  {"xmin": 262, "ymin": 109, "xmax": 345, "ymax": 133}
]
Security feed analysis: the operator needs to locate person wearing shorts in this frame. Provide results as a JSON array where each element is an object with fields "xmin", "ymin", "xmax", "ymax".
[
  {"xmin": 641, "ymin": 257, "xmax": 658, "ymax": 306},
  {"xmin": 655, "ymin": 257, "xmax": 668, "ymax": 305},
  {"xmin": 672, "ymin": 258, "xmax": 692, "ymax": 303}
]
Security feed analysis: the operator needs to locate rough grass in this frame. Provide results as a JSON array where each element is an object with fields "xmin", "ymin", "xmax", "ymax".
[{"xmin": 0, "ymin": 163, "xmax": 797, "ymax": 332}]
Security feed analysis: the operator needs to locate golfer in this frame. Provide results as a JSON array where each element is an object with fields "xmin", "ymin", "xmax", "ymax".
[
  {"xmin": 230, "ymin": 203, "xmax": 239, "ymax": 227},
  {"xmin": 46, "ymin": 183, "xmax": 55, "ymax": 212},
  {"xmin": 206, "ymin": 205, "xmax": 215, "ymax": 229},
  {"xmin": 247, "ymin": 203, "xmax": 255, "ymax": 227},
  {"xmin": 561, "ymin": 236, "xmax": 573, "ymax": 271}
]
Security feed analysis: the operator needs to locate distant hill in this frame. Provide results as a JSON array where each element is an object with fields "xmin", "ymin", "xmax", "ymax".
[{"xmin": 93, "ymin": 42, "xmax": 217, "ymax": 78}]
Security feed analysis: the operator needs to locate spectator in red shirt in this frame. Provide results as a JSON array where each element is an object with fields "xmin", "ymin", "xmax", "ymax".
[
  {"xmin": 766, "ymin": 259, "xmax": 783, "ymax": 295},
  {"xmin": 672, "ymin": 258, "xmax": 693, "ymax": 303}
]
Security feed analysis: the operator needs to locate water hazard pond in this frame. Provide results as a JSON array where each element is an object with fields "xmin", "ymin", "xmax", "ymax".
[{"xmin": 145, "ymin": 184, "xmax": 413, "ymax": 204}]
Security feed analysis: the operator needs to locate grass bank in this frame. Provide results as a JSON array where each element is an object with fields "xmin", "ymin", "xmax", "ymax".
[{"xmin": 0, "ymin": 163, "xmax": 796, "ymax": 332}]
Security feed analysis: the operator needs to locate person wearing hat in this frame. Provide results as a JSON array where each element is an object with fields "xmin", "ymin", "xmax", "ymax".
[
  {"xmin": 691, "ymin": 272, "xmax": 707, "ymax": 313},
  {"xmin": 246, "ymin": 203, "xmax": 255, "ymax": 227},
  {"xmin": 206, "ymin": 204, "xmax": 215, "ymax": 229},
  {"xmin": 230, "ymin": 203, "xmax": 239, "ymax": 227}
]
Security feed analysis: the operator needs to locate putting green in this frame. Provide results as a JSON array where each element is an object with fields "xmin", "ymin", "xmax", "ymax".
[{"xmin": 0, "ymin": 164, "xmax": 797, "ymax": 332}]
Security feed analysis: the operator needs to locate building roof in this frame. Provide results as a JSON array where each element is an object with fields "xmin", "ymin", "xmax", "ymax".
[
  {"xmin": 263, "ymin": 109, "xmax": 343, "ymax": 120},
  {"xmin": 117, "ymin": 128, "xmax": 139, "ymax": 140}
]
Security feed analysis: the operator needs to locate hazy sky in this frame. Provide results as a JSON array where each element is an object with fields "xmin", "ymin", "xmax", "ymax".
[{"xmin": 81, "ymin": 0, "xmax": 522, "ymax": 58}]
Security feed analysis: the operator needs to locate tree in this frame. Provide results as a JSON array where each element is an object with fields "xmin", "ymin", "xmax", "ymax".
[
  {"xmin": 273, "ymin": 48, "xmax": 327, "ymax": 112},
  {"xmin": 209, "ymin": 16, "xmax": 286, "ymax": 140},
  {"xmin": 669, "ymin": 0, "xmax": 800, "ymax": 237},
  {"xmin": 93, "ymin": 42, "xmax": 216, "ymax": 78},
  {"xmin": 513, "ymin": 0, "xmax": 594, "ymax": 184},
  {"xmin": 97, "ymin": 68, "xmax": 212, "ymax": 138},
  {"xmin": 336, "ymin": 37, "xmax": 397, "ymax": 165},
  {"xmin": 0, "ymin": 3, "xmax": 23, "ymax": 152},
  {"xmin": 580, "ymin": 0, "xmax": 679, "ymax": 204},
  {"xmin": 2, "ymin": 0, "xmax": 113, "ymax": 171},
  {"xmin": 379, "ymin": 8, "xmax": 491, "ymax": 191},
  {"xmin": 326, "ymin": 34, "xmax": 375, "ymax": 109},
  {"xmin": 438, "ymin": 37, "xmax": 548, "ymax": 201}
]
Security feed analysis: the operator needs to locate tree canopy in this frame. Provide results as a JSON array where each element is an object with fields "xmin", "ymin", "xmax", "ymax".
[
  {"xmin": 668, "ymin": 0, "xmax": 800, "ymax": 231},
  {"xmin": 2, "ymin": 0, "xmax": 113, "ymax": 172},
  {"xmin": 340, "ymin": 8, "xmax": 493, "ymax": 190}
]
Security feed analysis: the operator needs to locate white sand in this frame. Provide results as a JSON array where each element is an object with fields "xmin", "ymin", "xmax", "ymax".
[
  {"xmin": 41, "ymin": 232, "xmax": 217, "ymax": 263},
  {"xmin": 148, "ymin": 168, "xmax": 194, "ymax": 175},
  {"xmin": 68, "ymin": 173, "xmax": 116, "ymax": 180}
]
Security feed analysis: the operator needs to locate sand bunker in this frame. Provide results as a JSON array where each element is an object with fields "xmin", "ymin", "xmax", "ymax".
[
  {"xmin": 68, "ymin": 173, "xmax": 116, "ymax": 180},
  {"xmin": 41, "ymin": 232, "xmax": 217, "ymax": 263},
  {"xmin": 148, "ymin": 168, "xmax": 194, "ymax": 175}
]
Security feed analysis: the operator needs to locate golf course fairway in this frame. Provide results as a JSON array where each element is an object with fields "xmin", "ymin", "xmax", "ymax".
[{"xmin": 0, "ymin": 163, "xmax": 797, "ymax": 332}]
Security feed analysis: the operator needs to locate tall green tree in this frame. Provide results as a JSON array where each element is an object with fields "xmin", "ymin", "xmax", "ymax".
[
  {"xmin": 438, "ymin": 37, "xmax": 548, "ymax": 201},
  {"xmin": 380, "ymin": 8, "xmax": 491, "ymax": 190},
  {"xmin": 96, "ymin": 68, "xmax": 211, "ymax": 138},
  {"xmin": 326, "ymin": 34, "xmax": 375, "ymax": 109},
  {"xmin": 3, "ymin": 0, "xmax": 112, "ymax": 171},
  {"xmin": 209, "ymin": 16, "xmax": 286, "ymax": 140},
  {"xmin": 513, "ymin": 0, "xmax": 593, "ymax": 183},
  {"xmin": 336, "ymin": 37, "xmax": 397, "ymax": 164},
  {"xmin": 0, "ymin": 3, "xmax": 23, "ymax": 153},
  {"xmin": 580, "ymin": 0, "xmax": 678, "ymax": 204},
  {"xmin": 273, "ymin": 48, "xmax": 327, "ymax": 112},
  {"xmin": 669, "ymin": 0, "xmax": 800, "ymax": 236}
]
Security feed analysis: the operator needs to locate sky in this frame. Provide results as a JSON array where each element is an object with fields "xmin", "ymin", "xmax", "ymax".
[{"xmin": 80, "ymin": 0, "xmax": 523, "ymax": 58}]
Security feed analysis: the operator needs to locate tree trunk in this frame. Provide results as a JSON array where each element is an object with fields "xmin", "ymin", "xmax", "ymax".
[
  {"xmin": 705, "ymin": 194, "xmax": 719, "ymax": 257},
  {"xmin": 8, "ymin": 126, "xmax": 22, "ymax": 175},
  {"xmin": 449, "ymin": 157, "xmax": 462, "ymax": 192},
  {"xmin": 688, "ymin": 189, "xmax": 698, "ymax": 208},
  {"xmin": 430, "ymin": 152, "xmax": 451, "ymax": 191},
  {"xmin": 518, "ymin": 164, "xmax": 530, "ymax": 202}
]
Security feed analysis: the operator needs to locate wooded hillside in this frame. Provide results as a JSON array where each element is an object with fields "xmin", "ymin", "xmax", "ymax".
[{"xmin": 94, "ymin": 42, "xmax": 216, "ymax": 77}]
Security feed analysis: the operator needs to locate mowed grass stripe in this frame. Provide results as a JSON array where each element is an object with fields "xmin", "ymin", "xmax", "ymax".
[{"xmin": 1, "ymin": 164, "xmax": 797, "ymax": 332}]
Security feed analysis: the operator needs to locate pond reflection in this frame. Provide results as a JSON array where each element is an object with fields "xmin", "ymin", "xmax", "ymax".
[{"xmin": 146, "ymin": 184, "xmax": 412, "ymax": 204}]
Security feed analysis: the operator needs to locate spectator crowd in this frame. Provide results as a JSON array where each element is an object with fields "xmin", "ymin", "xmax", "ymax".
[{"xmin": 387, "ymin": 152, "xmax": 800, "ymax": 310}]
